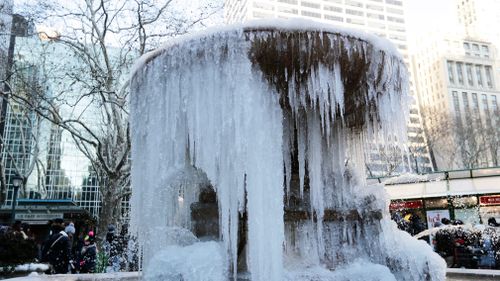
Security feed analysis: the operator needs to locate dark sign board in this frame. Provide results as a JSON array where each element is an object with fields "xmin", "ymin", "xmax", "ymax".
[
  {"xmin": 480, "ymin": 195, "xmax": 500, "ymax": 205},
  {"xmin": 389, "ymin": 200, "xmax": 423, "ymax": 210}
]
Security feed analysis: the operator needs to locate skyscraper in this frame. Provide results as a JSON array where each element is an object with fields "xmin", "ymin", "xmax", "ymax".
[
  {"xmin": 0, "ymin": 33, "xmax": 101, "ymax": 219},
  {"xmin": 0, "ymin": 0, "xmax": 13, "ymax": 83},
  {"xmin": 224, "ymin": 0, "xmax": 433, "ymax": 175},
  {"xmin": 410, "ymin": 0, "xmax": 500, "ymax": 170}
]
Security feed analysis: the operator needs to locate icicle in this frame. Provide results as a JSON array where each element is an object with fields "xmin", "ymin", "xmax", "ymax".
[{"xmin": 296, "ymin": 113, "xmax": 307, "ymax": 199}]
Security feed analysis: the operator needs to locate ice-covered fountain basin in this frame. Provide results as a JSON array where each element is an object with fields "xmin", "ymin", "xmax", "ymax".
[
  {"xmin": 129, "ymin": 19, "xmax": 434, "ymax": 281},
  {"xmin": 132, "ymin": 19, "xmax": 408, "ymax": 130}
]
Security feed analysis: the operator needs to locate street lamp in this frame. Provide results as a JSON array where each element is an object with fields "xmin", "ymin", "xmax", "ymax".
[{"xmin": 10, "ymin": 173, "xmax": 23, "ymax": 224}]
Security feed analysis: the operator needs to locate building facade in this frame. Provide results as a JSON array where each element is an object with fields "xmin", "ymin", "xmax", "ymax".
[
  {"xmin": 0, "ymin": 0, "xmax": 13, "ymax": 84},
  {"xmin": 411, "ymin": 0, "xmax": 500, "ymax": 170},
  {"xmin": 224, "ymin": 0, "xmax": 433, "ymax": 176},
  {"xmin": 0, "ymin": 33, "xmax": 103, "ymax": 223}
]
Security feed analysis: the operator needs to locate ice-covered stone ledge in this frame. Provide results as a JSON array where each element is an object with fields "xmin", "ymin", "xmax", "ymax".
[
  {"xmin": 446, "ymin": 268, "xmax": 500, "ymax": 281},
  {"xmin": 5, "ymin": 272, "xmax": 140, "ymax": 281},
  {"xmin": 6, "ymin": 269, "xmax": 500, "ymax": 281}
]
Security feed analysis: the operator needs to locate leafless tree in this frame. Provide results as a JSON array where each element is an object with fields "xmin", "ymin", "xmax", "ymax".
[
  {"xmin": 420, "ymin": 107, "xmax": 459, "ymax": 171},
  {"xmin": 11, "ymin": 0, "xmax": 221, "ymax": 240},
  {"xmin": 421, "ymin": 106, "xmax": 496, "ymax": 170}
]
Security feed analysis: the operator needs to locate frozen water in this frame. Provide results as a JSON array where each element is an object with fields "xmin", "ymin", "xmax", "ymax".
[
  {"xmin": 130, "ymin": 19, "xmax": 445, "ymax": 281},
  {"xmin": 143, "ymin": 241, "xmax": 226, "ymax": 281},
  {"xmin": 284, "ymin": 259, "xmax": 398, "ymax": 281}
]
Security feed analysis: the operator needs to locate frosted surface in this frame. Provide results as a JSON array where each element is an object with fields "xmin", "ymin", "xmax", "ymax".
[
  {"xmin": 143, "ymin": 242, "xmax": 226, "ymax": 281},
  {"xmin": 130, "ymin": 19, "xmax": 445, "ymax": 281}
]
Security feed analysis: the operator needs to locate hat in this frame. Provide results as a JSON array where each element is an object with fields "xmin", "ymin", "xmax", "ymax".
[
  {"xmin": 84, "ymin": 231, "xmax": 95, "ymax": 242},
  {"xmin": 108, "ymin": 224, "xmax": 115, "ymax": 233},
  {"xmin": 65, "ymin": 223, "xmax": 75, "ymax": 235},
  {"xmin": 54, "ymin": 218, "xmax": 64, "ymax": 224}
]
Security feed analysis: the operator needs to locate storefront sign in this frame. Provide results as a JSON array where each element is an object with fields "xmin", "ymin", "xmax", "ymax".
[
  {"xmin": 389, "ymin": 200, "xmax": 423, "ymax": 210},
  {"xmin": 480, "ymin": 196, "xmax": 500, "ymax": 205},
  {"xmin": 15, "ymin": 213, "xmax": 63, "ymax": 221},
  {"xmin": 426, "ymin": 209, "xmax": 450, "ymax": 229}
]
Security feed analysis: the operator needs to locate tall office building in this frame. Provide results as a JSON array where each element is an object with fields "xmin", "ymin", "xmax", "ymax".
[
  {"xmin": 0, "ymin": 0, "xmax": 13, "ymax": 83},
  {"xmin": 457, "ymin": 0, "xmax": 500, "ymax": 48},
  {"xmin": 410, "ymin": 0, "xmax": 500, "ymax": 170},
  {"xmin": 0, "ymin": 33, "xmax": 102, "ymax": 219},
  {"xmin": 413, "ymin": 36, "xmax": 499, "ymax": 169},
  {"xmin": 224, "ymin": 0, "xmax": 433, "ymax": 175}
]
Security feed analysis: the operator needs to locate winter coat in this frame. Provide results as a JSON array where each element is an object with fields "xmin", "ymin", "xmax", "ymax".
[
  {"xmin": 41, "ymin": 231, "xmax": 72, "ymax": 274},
  {"xmin": 78, "ymin": 243, "xmax": 97, "ymax": 273}
]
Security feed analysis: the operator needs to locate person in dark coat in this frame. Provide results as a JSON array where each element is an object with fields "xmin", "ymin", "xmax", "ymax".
[
  {"xmin": 488, "ymin": 217, "xmax": 499, "ymax": 227},
  {"xmin": 78, "ymin": 231, "xmax": 97, "ymax": 273},
  {"xmin": 41, "ymin": 218, "xmax": 72, "ymax": 274}
]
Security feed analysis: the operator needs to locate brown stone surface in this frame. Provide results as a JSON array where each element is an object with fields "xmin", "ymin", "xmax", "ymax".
[{"xmin": 284, "ymin": 208, "xmax": 383, "ymax": 222}]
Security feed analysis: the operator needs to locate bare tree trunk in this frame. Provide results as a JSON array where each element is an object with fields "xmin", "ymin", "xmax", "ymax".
[
  {"xmin": 0, "ymin": 161, "xmax": 6, "ymax": 205},
  {"xmin": 97, "ymin": 180, "xmax": 118, "ymax": 243}
]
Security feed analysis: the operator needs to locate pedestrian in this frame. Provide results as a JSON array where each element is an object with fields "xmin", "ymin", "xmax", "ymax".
[
  {"xmin": 78, "ymin": 231, "xmax": 97, "ymax": 273},
  {"xmin": 12, "ymin": 220, "xmax": 28, "ymax": 239},
  {"xmin": 65, "ymin": 222, "xmax": 76, "ymax": 250},
  {"xmin": 41, "ymin": 218, "xmax": 72, "ymax": 274},
  {"xmin": 104, "ymin": 224, "xmax": 120, "ymax": 272},
  {"xmin": 487, "ymin": 217, "xmax": 499, "ymax": 227}
]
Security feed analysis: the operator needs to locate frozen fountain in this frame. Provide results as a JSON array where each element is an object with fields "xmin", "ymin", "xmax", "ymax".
[{"xmin": 129, "ymin": 20, "xmax": 446, "ymax": 281}]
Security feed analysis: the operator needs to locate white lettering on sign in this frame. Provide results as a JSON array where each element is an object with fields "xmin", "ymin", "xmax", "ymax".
[{"xmin": 14, "ymin": 213, "xmax": 64, "ymax": 220}]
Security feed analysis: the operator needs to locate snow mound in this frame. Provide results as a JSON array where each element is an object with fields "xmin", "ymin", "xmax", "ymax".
[
  {"xmin": 383, "ymin": 173, "xmax": 429, "ymax": 185},
  {"xmin": 143, "ymin": 241, "xmax": 226, "ymax": 281},
  {"xmin": 285, "ymin": 260, "xmax": 397, "ymax": 281}
]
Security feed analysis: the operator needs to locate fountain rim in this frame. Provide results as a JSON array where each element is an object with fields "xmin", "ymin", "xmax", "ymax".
[{"xmin": 130, "ymin": 18, "xmax": 404, "ymax": 79}]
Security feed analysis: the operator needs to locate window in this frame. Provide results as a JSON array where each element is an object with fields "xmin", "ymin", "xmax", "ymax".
[
  {"xmin": 472, "ymin": 93, "xmax": 479, "ymax": 110},
  {"xmin": 447, "ymin": 61, "xmax": 455, "ymax": 84},
  {"xmin": 324, "ymin": 5, "xmax": 342, "ymax": 13},
  {"xmin": 388, "ymin": 25, "xmax": 405, "ymax": 32},
  {"xmin": 346, "ymin": 9, "xmax": 364, "ymax": 16},
  {"xmin": 463, "ymin": 42, "xmax": 470, "ymax": 50},
  {"xmin": 253, "ymin": 11, "xmax": 273, "ymax": 18},
  {"xmin": 301, "ymin": 1, "xmax": 320, "ymax": 9},
  {"xmin": 481, "ymin": 94, "xmax": 488, "ymax": 104},
  {"xmin": 387, "ymin": 16, "xmax": 404, "ymax": 23},
  {"xmin": 472, "ymin": 44, "xmax": 479, "ymax": 51},
  {"xmin": 492, "ymin": 96, "xmax": 498, "ymax": 113},
  {"xmin": 452, "ymin": 91, "xmax": 461, "ymax": 117},
  {"xmin": 367, "ymin": 13, "xmax": 384, "ymax": 20},
  {"xmin": 346, "ymin": 18, "xmax": 364, "ymax": 25},
  {"xmin": 388, "ymin": 34, "xmax": 406, "ymax": 41},
  {"xmin": 367, "ymin": 21, "xmax": 385, "ymax": 29},
  {"xmin": 466, "ymin": 63, "xmax": 474, "ymax": 86},
  {"xmin": 346, "ymin": 0, "xmax": 363, "ymax": 8},
  {"xmin": 301, "ymin": 10, "xmax": 321, "ymax": 18},
  {"xmin": 462, "ymin": 92, "xmax": 469, "ymax": 110},
  {"xmin": 386, "ymin": 0, "xmax": 402, "ymax": 6},
  {"xmin": 367, "ymin": 4, "xmax": 383, "ymax": 11},
  {"xmin": 325, "ymin": 14, "xmax": 343, "ymax": 21},
  {"xmin": 485, "ymin": 66, "xmax": 493, "ymax": 88},
  {"xmin": 476, "ymin": 65, "xmax": 483, "ymax": 87},
  {"xmin": 456, "ymin": 62, "xmax": 464, "ymax": 85},
  {"xmin": 387, "ymin": 7, "xmax": 404, "ymax": 15},
  {"xmin": 278, "ymin": 0, "xmax": 298, "ymax": 4},
  {"xmin": 277, "ymin": 6, "xmax": 298, "ymax": 14},
  {"xmin": 482, "ymin": 94, "xmax": 488, "ymax": 110}
]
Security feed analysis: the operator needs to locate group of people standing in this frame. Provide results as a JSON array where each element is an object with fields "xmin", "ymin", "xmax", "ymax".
[{"xmin": 41, "ymin": 218, "xmax": 97, "ymax": 274}]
